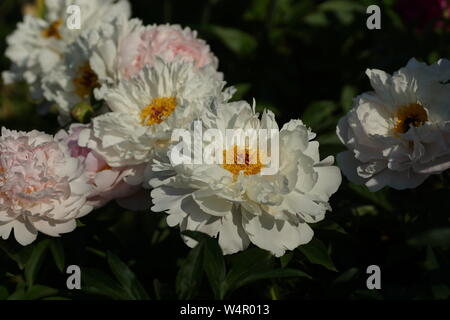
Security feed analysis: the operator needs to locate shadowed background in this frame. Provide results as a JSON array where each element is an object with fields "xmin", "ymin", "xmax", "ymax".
[{"xmin": 0, "ymin": 0, "xmax": 449, "ymax": 300}]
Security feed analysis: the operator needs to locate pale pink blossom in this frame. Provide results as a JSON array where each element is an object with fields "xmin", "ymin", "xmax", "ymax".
[
  {"xmin": 118, "ymin": 23, "xmax": 219, "ymax": 79},
  {"xmin": 0, "ymin": 127, "xmax": 93, "ymax": 245},
  {"xmin": 60, "ymin": 124, "xmax": 149, "ymax": 210}
]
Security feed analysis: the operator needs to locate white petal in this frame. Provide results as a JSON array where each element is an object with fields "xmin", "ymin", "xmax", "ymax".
[
  {"xmin": 243, "ymin": 210, "xmax": 314, "ymax": 257},
  {"xmin": 218, "ymin": 210, "xmax": 250, "ymax": 255}
]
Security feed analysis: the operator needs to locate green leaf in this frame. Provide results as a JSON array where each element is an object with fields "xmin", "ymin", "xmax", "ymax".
[
  {"xmin": 424, "ymin": 246, "xmax": 440, "ymax": 271},
  {"xmin": 207, "ymin": 25, "xmax": 257, "ymax": 56},
  {"xmin": 236, "ymin": 268, "xmax": 312, "ymax": 288},
  {"xmin": 423, "ymin": 247, "xmax": 450, "ymax": 299},
  {"xmin": 153, "ymin": 279, "xmax": 162, "ymax": 300},
  {"xmin": 217, "ymin": 248, "xmax": 312, "ymax": 298},
  {"xmin": 25, "ymin": 240, "xmax": 50, "ymax": 287},
  {"xmin": 316, "ymin": 132, "xmax": 342, "ymax": 146},
  {"xmin": 318, "ymin": 0, "xmax": 365, "ymax": 25},
  {"xmin": 6, "ymin": 283, "xmax": 56, "ymax": 300},
  {"xmin": 176, "ymin": 243, "xmax": 204, "ymax": 299},
  {"xmin": 301, "ymin": 100, "xmax": 338, "ymax": 132},
  {"xmin": 407, "ymin": 228, "xmax": 450, "ymax": 248},
  {"xmin": 106, "ymin": 252, "xmax": 150, "ymax": 300},
  {"xmin": 243, "ymin": 0, "xmax": 271, "ymax": 22},
  {"xmin": 224, "ymin": 248, "xmax": 273, "ymax": 296},
  {"xmin": 348, "ymin": 183, "xmax": 393, "ymax": 212},
  {"xmin": 280, "ymin": 252, "xmax": 293, "ymax": 268},
  {"xmin": 81, "ymin": 268, "xmax": 130, "ymax": 300},
  {"xmin": 304, "ymin": 12, "xmax": 329, "ymax": 27},
  {"xmin": 71, "ymin": 101, "xmax": 94, "ymax": 123},
  {"xmin": 49, "ymin": 239, "xmax": 65, "ymax": 273},
  {"xmin": 340, "ymin": 85, "xmax": 357, "ymax": 112},
  {"xmin": 0, "ymin": 285, "xmax": 9, "ymax": 299},
  {"xmin": 37, "ymin": 0, "xmax": 47, "ymax": 19},
  {"xmin": 232, "ymin": 83, "xmax": 252, "ymax": 101},
  {"xmin": 352, "ymin": 205, "xmax": 378, "ymax": 217},
  {"xmin": 333, "ymin": 268, "xmax": 359, "ymax": 285},
  {"xmin": 298, "ymin": 238, "xmax": 337, "ymax": 271},
  {"xmin": 317, "ymin": 220, "xmax": 348, "ymax": 235},
  {"xmin": 24, "ymin": 285, "xmax": 58, "ymax": 300},
  {"xmin": 0, "ymin": 241, "xmax": 34, "ymax": 269},
  {"xmin": 6, "ymin": 283, "xmax": 27, "ymax": 300},
  {"xmin": 183, "ymin": 231, "xmax": 226, "ymax": 299}
]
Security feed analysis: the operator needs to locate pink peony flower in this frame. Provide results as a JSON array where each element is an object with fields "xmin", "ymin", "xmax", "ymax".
[
  {"xmin": 118, "ymin": 23, "xmax": 219, "ymax": 79},
  {"xmin": 0, "ymin": 127, "xmax": 93, "ymax": 245},
  {"xmin": 81, "ymin": 19, "xmax": 222, "ymax": 102},
  {"xmin": 396, "ymin": 0, "xmax": 450, "ymax": 30},
  {"xmin": 60, "ymin": 124, "xmax": 149, "ymax": 210}
]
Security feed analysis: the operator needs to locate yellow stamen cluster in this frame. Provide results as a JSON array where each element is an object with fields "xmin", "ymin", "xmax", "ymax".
[
  {"xmin": 73, "ymin": 62, "xmax": 99, "ymax": 99},
  {"xmin": 42, "ymin": 19, "xmax": 63, "ymax": 39},
  {"xmin": 0, "ymin": 167, "xmax": 5, "ymax": 184},
  {"xmin": 97, "ymin": 164, "xmax": 112, "ymax": 172},
  {"xmin": 24, "ymin": 186, "xmax": 37, "ymax": 194},
  {"xmin": 140, "ymin": 97, "xmax": 177, "ymax": 126},
  {"xmin": 392, "ymin": 103, "xmax": 428, "ymax": 135},
  {"xmin": 222, "ymin": 145, "xmax": 264, "ymax": 180}
]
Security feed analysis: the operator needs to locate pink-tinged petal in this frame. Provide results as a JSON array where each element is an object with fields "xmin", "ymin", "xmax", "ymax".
[{"xmin": 0, "ymin": 127, "xmax": 92, "ymax": 245}]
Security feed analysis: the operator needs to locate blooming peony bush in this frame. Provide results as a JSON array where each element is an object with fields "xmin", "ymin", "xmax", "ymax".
[{"xmin": 0, "ymin": 0, "xmax": 448, "ymax": 301}]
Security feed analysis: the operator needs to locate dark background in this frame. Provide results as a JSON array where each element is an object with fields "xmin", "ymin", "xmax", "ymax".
[{"xmin": 0, "ymin": 0, "xmax": 449, "ymax": 300}]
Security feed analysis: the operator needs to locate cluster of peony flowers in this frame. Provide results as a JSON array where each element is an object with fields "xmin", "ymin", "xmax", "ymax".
[{"xmin": 1, "ymin": 0, "xmax": 448, "ymax": 257}]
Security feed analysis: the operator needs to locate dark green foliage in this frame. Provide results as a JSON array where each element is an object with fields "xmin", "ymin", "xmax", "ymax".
[{"xmin": 0, "ymin": 0, "xmax": 449, "ymax": 300}]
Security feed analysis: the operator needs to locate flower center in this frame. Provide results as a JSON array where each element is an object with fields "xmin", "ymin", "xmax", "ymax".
[
  {"xmin": 222, "ymin": 145, "xmax": 264, "ymax": 179},
  {"xmin": 42, "ymin": 19, "xmax": 63, "ymax": 39},
  {"xmin": 97, "ymin": 164, "xmax": 112, "ymax": 172},
  {"xmin": 140, "ymin": 97, "xmax": 177, "ymax": 126},
  {"xmin": 73, "ymin": 62, "xmax": 99, "ymax": 99},
  {"xmin": 0, "ymin": 167, "xmax": 5, "ymax": 183},
  {"xmin": 24, "ymin": 186, "xmax": 37, "ymax": 194},
  {"xmin": 392, "ymin": 103, "xmax": 428, "ymax": 135}
]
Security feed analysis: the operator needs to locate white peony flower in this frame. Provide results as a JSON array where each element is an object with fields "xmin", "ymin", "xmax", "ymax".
[
  {"xmin": 148, "ymin": 100, "xmax": 342, "ymax": 257},
  {"xmin": 41, "ymin": 18, "xmax": 145, "ymax": 121},
  {"xmin": 337, "ymin": 58, "xmax": 450, "ymax": 191},
  {"xmin": 0, "ymin": 127, "xmax": 93, "ymax": 246},
  {"xmin": 78, "ymin": 58, "xmax": 233, "ymax": 171},
  {"xmin": 42, "ymin": 17, "xmax": 224, "ymax": 121},
  {"xmin": 2, "ymin": 0, "xmax": 131, "ymax": 100}
]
